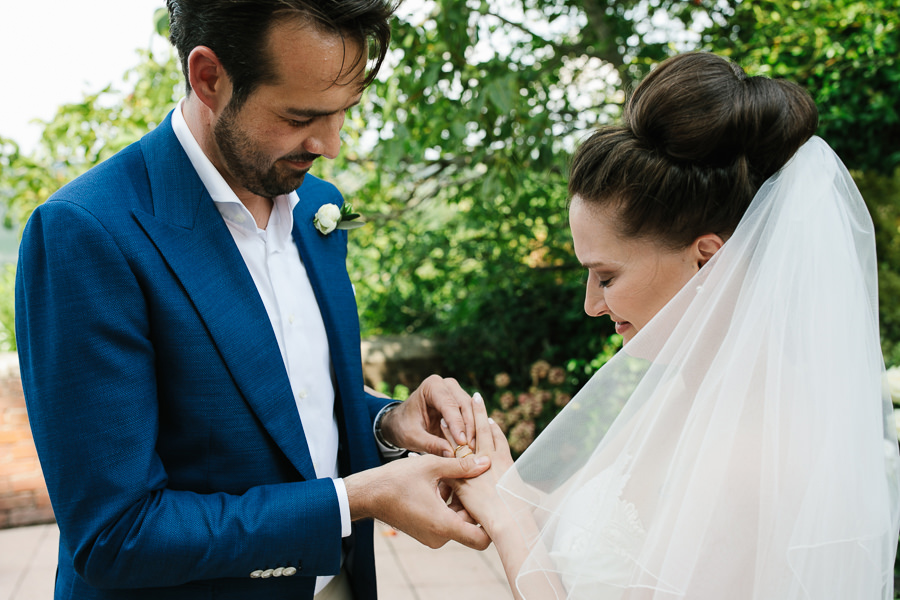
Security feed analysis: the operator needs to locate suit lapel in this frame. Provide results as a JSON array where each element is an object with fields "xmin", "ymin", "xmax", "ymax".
[{"xmin": 133, "ymin": 116, "xmax": 318, "ymax": 481}]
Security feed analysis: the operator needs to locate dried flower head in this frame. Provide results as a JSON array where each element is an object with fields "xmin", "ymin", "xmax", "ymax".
[
  {"xmin": 548, "ymin": 366, "xmax": 566, "ymax": 386},
  {"xmin": 490, "ymin": 409, "xmax": 509, "ymax": 433},
  {"xmin": 530, "ymin": 360, "xmax": 552, "ymax": 382},
  {"xmin": 509, "ymin": 420, "xmax": 536, "ymax": 454},
  {"xmin": 555, "ymin": 391, "xmax": 572, "ymax": 407}
]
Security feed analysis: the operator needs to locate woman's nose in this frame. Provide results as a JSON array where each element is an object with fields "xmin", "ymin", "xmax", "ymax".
[{"xmin": 584, "ymin": 281, "xmax": 606, "ymax": 317}]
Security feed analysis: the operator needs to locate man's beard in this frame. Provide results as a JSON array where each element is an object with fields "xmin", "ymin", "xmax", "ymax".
[{"xmin": 214, "ymin": 104, "xmax": 318, "ymax": 199}]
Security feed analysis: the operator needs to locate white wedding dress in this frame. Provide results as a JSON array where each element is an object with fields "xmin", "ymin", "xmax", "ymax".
[{"xmin": 550, "ymin": 455, "xmax": 646, "ymax": 599}]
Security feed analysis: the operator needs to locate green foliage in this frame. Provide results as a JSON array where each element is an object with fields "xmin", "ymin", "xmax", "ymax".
[
  {"xmin": 0, "ymin": 47, "xmax": 182, "ymax": 227},
  {"xmin": 376, "ymin": 381, "xmax": 411, "ymax": 401},
  {"xmin": 857, "ymin": 169, "xmax": 900, "ymax": 365}
]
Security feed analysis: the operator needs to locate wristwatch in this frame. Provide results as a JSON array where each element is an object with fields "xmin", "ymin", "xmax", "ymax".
[{"xmin": 374, "ymin": 401, "xmax": 403, "ymax": 451}]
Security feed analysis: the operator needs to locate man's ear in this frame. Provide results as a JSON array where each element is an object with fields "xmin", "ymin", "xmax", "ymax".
[
  {"xmin": 694, "ymin": 233, "xmax": 725, "ymax": 268},
  {"xmin": 187, "ymin": 46, "xmax": 232, "ymax": 113}
]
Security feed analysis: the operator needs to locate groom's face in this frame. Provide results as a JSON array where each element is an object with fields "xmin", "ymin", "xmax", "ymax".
[
  {"xmin": 212, "ymin": 19, "xmax": 365, "ymax": 199},
  {"xmin": 570, "ymin": 197, "xmax": 701, "ymax": 344}
]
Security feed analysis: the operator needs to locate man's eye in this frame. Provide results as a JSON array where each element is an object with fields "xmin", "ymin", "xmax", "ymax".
[{"xmin": 288, "ymin": 119, "xmax": 312, "ymax": 128}]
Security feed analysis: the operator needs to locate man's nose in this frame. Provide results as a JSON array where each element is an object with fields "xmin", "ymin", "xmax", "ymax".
[{"xmin": 303, "ymin": 112, "xmax": 344, "ymax": 159}]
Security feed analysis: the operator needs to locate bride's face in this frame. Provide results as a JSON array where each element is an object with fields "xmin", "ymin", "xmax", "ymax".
[{"xmin": 569, "ymin": 196, "xmax": 705, "ymax": 344}]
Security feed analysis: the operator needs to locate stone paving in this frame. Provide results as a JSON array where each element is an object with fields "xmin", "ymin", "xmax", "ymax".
[{"xmin": 0, "ymin": 521, "xmax": 513, "ymax": 600}]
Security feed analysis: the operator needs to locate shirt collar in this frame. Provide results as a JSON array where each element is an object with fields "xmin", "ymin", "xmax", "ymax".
[{"xmin": 171, "ymin": 98, "xmax": 299, "ymax": 245}]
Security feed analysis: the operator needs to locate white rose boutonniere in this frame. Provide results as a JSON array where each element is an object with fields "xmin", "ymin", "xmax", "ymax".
[{"xmin": 314, "ymin": 202, "xmax": 365, "ymax": 235}]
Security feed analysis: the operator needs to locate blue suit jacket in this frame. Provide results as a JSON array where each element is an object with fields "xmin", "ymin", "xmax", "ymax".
[{"xmin": 15, "ymin": 114, "xmax": 391, "ymax": 599}]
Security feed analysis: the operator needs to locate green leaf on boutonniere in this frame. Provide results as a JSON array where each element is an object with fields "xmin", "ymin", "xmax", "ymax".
[{"xmin": 336, "ymin": 203, "xmax": 366, "ymax": 230}]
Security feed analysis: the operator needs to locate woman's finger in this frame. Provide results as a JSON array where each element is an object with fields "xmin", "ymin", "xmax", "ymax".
[
  {"xmin": 490, "ymin": 419, "xmax": 508, "ymax": 450},
  {"xmin": 472, "ymin": 392, "xmax": 495, "ymax": 454}
]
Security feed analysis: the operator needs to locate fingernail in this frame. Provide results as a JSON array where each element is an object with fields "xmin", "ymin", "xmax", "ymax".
[
  {"xmin": 488, "ymin": 418, "xmax": 495, "ymax": 424},
  {"xmin": 473, "ymin": 392, "xmax": 483, "ymax": 404},
  {"xmin": 475, "ymin": 456, "xmax": 489, "ymax": 465},
  {"xmin": 440, "ymin": 418, "xmax": 447, "ymax": 429}
]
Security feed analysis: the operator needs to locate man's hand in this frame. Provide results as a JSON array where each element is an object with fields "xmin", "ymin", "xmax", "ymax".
[
  {"xmin": 345, "ymin": 452, "xmax": 492, "ymax": 550},
  {"xmin": 380, "ymin": 375, "xmax": 475, "ymax": 457}
]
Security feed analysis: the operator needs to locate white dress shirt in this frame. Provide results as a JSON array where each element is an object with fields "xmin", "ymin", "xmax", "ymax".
[{"xmin": 172, "ymin": 101, "xmax": 349, "ymax": 594}]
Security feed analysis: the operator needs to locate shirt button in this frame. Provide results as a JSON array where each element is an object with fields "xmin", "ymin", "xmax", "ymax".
[
  {"xmin": 250, "ymin": 570, "xmax": 264, "ymax": 579},
  {"xmin": 288, "ymin": 314, "xmax": 296, "ymax": 324},
  {"xmin": 299, "ymin": 390, "xmax": 308, "ymax": 399},
  {"xmin": 283, "ymin": 567, "xmax": 297, "ymax": 577}
]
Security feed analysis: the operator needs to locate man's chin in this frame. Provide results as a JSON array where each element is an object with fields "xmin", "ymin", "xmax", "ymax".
[{"xmin": 257, "ymin": 172, "xmax": 309, "ymax": 197}]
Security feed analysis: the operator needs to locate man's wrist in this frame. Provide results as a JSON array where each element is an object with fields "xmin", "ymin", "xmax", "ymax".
[{"xmin": 373, "ymin": 401, "xmax": 404, "ymax": 453}]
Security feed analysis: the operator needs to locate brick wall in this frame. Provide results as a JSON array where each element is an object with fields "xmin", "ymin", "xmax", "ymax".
[{"xmin": 0, "ymin": 353, "xmax": 54, "ymax": 529}]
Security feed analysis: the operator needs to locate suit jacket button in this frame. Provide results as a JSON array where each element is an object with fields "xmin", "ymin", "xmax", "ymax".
[
  {"xmin": 261, "ymin": 569, "xmax": 274, "ymax": 578},
  {"xmin": 283, "ymin": 567, "xmax": 297, "ymax": 577},
  {"xmin": 250, "ymin": 570, "xmax": 264, "ymax": 579},
  {"xmin": 272, "ymin": 567, "xmax": 284, "ymax": 577}
]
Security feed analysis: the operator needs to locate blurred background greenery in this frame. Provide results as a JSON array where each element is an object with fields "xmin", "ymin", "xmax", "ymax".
[{"xmin": 1, "ymin": 0, "xmax": 898, "ymax": 446}]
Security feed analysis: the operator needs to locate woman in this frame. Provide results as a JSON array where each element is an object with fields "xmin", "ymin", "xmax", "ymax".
[{"xmin": 444, "ymin": 53, "xmax": 900, "ymax": 599}]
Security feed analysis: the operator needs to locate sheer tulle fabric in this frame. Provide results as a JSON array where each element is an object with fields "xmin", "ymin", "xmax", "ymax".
[{"xmin": 497, "ymin": 137, "xmax": 900, "ymax": 599}]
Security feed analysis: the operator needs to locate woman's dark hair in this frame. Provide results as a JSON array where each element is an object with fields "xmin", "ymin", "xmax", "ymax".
[
  {"xmin": 166, "ymin": 0, "xmax": 395, "ymax": 109},
  {"xmin": 568, "ymin": 52, "xmax": 818, "ymax": 248}
]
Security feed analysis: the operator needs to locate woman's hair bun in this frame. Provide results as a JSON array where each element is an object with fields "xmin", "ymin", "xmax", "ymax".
[
  {"xmin": 626, "ymin": 52, "xmax": 818, "ymax": 187},
  {"xmin": 569, "ymin": 52, "xmax": 818, "ymax": 247}
]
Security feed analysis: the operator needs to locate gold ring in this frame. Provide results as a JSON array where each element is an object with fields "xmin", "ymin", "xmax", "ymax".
[
  {"xmin": 454, "ymin": 443, "xmax": 473, "ymax": 458},
  {"xmin": 456, "ymin": 450, "xmax": 474, "ymax": 459}
]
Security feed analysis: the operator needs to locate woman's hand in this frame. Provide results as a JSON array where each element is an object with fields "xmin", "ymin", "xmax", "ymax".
[{"xmin": 440, "ymin": 392, "xmax": 515, "ymax": 538}]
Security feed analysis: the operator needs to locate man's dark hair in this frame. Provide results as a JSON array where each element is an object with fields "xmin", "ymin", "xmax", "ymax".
[{"xmin": 166, "ymin": 0, "xmax": 395, "ymax": 109}]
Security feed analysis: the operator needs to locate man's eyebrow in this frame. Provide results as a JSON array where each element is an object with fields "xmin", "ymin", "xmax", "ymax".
[{"xmin": 284, "ymin": 98, "xmax": 362, "ymax": 118}]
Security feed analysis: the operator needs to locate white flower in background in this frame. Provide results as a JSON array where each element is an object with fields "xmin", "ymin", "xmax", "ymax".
[{"xmin": 314, "ymin": 203, "xmax": 342, "ymax": 235}]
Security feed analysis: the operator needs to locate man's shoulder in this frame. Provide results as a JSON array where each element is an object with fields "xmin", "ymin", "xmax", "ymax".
[
  {"xmin": 47, "ymin": 144, "xmax": 150, "ymax": 221},
  {"xmin": 47, "ymin": 116, "xmax": 177, "ymax": 216}
]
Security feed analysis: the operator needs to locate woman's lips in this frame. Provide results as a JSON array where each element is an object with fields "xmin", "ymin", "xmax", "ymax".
[{"xmin": 614, "ymin": 321, "xmax": 632, "ymax": 335}]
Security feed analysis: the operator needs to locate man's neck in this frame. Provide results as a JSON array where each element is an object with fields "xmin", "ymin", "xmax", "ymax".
[{"xmin": 181, "ymin": 96, "xmax": 273, "ymax": 229}]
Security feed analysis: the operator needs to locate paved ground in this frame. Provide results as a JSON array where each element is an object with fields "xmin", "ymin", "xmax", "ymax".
[{"xmin": 0, "ymin": 521, "xmax": 513, "ymax": 599}]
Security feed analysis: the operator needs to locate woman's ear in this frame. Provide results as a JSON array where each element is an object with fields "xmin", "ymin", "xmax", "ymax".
[
  {"xmin": 694, "ymin": 233, "xmax": 725, "ymax": 268},
  {"xmin": 187, "ymin": 46, "xmax": 232, "ymax": 113}
]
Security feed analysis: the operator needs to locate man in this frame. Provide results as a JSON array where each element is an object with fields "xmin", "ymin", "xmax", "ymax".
[{"xmin": 15, "ymin": 1, "xmax": 490, "ymax": 598}]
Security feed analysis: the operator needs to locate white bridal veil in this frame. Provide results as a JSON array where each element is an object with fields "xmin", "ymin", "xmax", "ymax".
[{"xmin": 497, "ymin": 137, "xmax": 900, "ymax": 599}]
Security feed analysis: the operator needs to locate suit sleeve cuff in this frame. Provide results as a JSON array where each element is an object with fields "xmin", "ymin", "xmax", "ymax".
[{"xmin": 333, "ymin": 478, "xmax": 352, "ymax": 538}]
